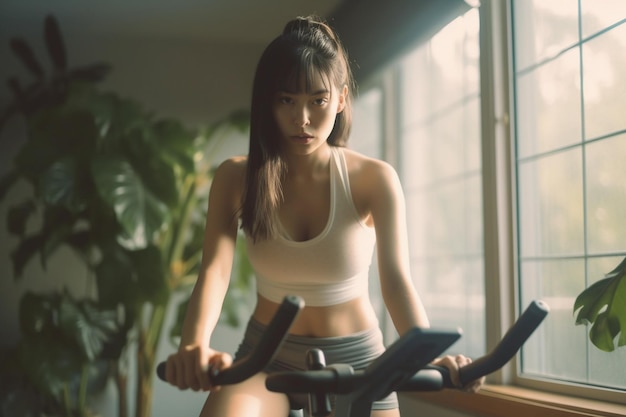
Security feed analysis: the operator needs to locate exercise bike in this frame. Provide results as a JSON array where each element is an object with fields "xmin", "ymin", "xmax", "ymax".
[{"xmin": 157, "ymin": 295, "xmax": 549, "ymax": 417}]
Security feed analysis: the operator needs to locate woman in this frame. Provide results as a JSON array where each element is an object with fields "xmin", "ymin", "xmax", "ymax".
[{"xmin": 164, "ymin": 15, "xmax": 483, "ymax": 417}]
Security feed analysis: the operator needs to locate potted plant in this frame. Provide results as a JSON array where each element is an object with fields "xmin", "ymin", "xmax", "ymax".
[
  {"xmin": 574, "ymin": 256, "xmax": 626, "ymax": 352},
  {"xmin": 1, "ymin": 15, "xmax": 251, "ymax": 417}
]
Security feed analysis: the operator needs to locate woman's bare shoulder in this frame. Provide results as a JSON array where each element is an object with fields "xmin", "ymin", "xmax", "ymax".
[
  {"xmin": 213, "ymin": 155, "xmax": 248, "ymax": 181},
  {"xmin": 210, "ymin": 155, "xmax": 248, "ymax": 205},
  {"xmin": 341, "ymin": 148, "xmax": 399, "ymax": 186}
]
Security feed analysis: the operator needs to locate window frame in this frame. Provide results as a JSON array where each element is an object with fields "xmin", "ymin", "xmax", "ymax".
[{"xmin": 480, "ymin": 0, "xmax": 625, "ymax": 406}]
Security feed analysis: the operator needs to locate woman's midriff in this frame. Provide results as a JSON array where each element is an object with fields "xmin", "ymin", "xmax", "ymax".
[{"xmin": 252, "ymin": 293, "xmax": 380, "ymax": 337}]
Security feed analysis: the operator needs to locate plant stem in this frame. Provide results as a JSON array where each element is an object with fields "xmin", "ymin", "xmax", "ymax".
[
  {"xmin": 78, "ymin": 364, "xmax": 89, "ymax": 416},
  {"xmin": 62, "ymin": 383, "xmax": 72, "ymax": 417},
  {"xmin": 164, "ymin": 176, "xmax": 194, "ymax": 277},
  {"xmin": 114, "ymin": 360, "xmax": 128, "ymax": 417},
  {"xmin": 135, "ymin": 302, "xmax": 166, "ymax": 417}
]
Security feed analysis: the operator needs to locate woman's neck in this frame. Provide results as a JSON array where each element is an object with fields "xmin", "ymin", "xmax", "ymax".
[{"xmin": 283, "ymin": 143, "xmax": 332, "ymax": 180}]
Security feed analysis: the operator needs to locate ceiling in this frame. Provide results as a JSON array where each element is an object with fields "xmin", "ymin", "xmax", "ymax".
[{"xmin": 0, "ymin": 0, "xmax": 344, "ymax": 45}]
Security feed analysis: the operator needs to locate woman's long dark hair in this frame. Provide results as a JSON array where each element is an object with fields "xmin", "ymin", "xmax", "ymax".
[{"xmin": 241, "ymin": 15, "xmax": 355, "ymax": 241}]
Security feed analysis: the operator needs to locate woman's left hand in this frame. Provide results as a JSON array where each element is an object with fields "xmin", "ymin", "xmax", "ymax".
[{"xmin": 432, "ymin": 355, "xmax": 485, "ymax": 393}]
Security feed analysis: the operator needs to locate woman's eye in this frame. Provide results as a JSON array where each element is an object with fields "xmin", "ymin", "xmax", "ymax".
[{"xmin": 314, "ymin": 97, "xmax": 328, "ymax": 105}]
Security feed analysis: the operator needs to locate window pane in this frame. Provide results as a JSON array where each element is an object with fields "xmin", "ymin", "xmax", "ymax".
[
  {"xmin": 401, "ymin": 13, "xmax": 480, "ymax": 125},
  {"xmin": 516, "ymin": 48, "xmax": 582, "ymax": 159},
  {"xmin": 581, "ymin": 0, "xmax": 626, "ymax": 38},
  {"xmin": 520, "ymin": 259, "xmax": 587, "ymax": 381},
  {"xmin": 585, "ymin": 133, "xmax": 626, "ymax": 254},
  {"xmin": 352, "ymin": 87, "xmax": 383, "ymax": 159},
  {"xmin": 518, "ymin": 149, "xmax": 585, "ymax": 258},
  {"xmin": 582, "ymin": 22, "xmax": 626, "ymax": 139},
  {"xmin": 513, "ymin": 0, "xmax": 578, "ymax": 71},
  {"xmin": 400, "ymin": 9, "xmax": 485, "ymax": 359},
  {"xmin": 352, "ymin": 86, "xmax": 385, "ymax": 321}
]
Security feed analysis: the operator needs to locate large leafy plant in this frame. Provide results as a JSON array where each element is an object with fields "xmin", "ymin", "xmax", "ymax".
[
  {"xmin": 1, "ymin": 15, "xmax": 250, "ymax": 417},
  {"xmin": 574, "ymin": 256, "xmax": 626, "ymax": 352}
]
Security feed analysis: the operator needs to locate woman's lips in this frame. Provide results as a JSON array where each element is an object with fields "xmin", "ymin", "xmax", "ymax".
[{"xmin": 291, "ymin": 134, "xmax": 314, "ymax": 143}]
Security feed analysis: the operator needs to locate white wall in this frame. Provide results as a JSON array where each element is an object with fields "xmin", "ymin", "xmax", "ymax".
[{"xmin": 399, "ymin": 394, "xmax": 476, "ymax": 417}]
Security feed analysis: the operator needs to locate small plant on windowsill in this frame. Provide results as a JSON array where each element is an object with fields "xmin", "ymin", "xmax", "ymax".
[{"xmin": 573, "ymin": 256, "xmax": 626, "ymax": 352}]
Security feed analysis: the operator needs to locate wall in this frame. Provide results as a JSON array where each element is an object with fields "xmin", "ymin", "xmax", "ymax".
[{"xmin": 399, "ymin": 394, "xmax": 476, "ymax": 417}]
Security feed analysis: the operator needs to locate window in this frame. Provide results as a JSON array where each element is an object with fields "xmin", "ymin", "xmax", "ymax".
[
  {"xmin": 512, "ymin": 0, "xmax": 626, "ymax": 394},
  {"xmin": 398, "ymin": 9, "xmax": 485, "ymax": 359},
  {"xmin": 351, "ymin": 0, "xmax": 626, "ymax": 406}
]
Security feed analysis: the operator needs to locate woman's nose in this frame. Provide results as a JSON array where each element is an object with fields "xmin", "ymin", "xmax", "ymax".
[{"xmin": 293, "ymin": 105, "xmax": 310, "ymax": 126}]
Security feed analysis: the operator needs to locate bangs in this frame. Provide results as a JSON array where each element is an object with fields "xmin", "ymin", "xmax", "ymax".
[{"xmin": 275, "ymin": 48, "xmax": 335, "ymax": 94}]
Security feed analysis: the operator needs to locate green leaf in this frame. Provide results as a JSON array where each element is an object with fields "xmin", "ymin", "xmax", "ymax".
[
  {"xmin": 58, "ymin": 297, "xmax": 119, "ymax": 361},
  {"xmin": 39, "ymin": 157, "xmax": 90, "ymax": 212},
  {"xmin": 19, "ymin": 291, "xmax": 57, "ymax": 338},
  {"xmin": 7, "ymin": 200, "xmax": 37, "ymax": 236},
  {"xmin": 17, "ymin": 338, "xmax": 81, "ymax": 400},
  {"xmin": 124, "ymin": 129, "xmax": 180, "ymax": 208},
  {"xmin": 128, "ymin": 245, "xmax": 168, "ymax": 305},
  {"xmin": 95, "ymin": 244, "xmax": 136, "ymax": 308},
  {"xmin": 574, "ymin": 257, "xmax": 626, "ymax": 352},
  {"xmin": 10, "ymin": 37, "xmax": 44, "ymax": 79},
  {"xmin": 13, "ymin": 128, "xmax": 63, "ymax": 183},
  {"xmin": 0, "ymin": 169, "xmax": 20, "ymax": 202},
  {"xmin": 15, "ymin": 108, "xmax": 97, "ymax": 183},
  {"xmin": 88, "ymin": 93, "xmax": 148, "ymax": 149},
  {"xmin": 91, "ymin": 156, "xmax": 169, "ymax": 250},
  {"xmin": 10, "ymin": 234, "xmax": 45, "ymax": 278},
  {"xmin": 44, "ymin": 15, "xmax": 67, "ymax": 72},
  {"xmin": 29, "ymin": 107, "xmax": 97, "ymax": 156},
  {"xmin": 152, "ymin": 119, "xmax": 196, "ymax": 172}
]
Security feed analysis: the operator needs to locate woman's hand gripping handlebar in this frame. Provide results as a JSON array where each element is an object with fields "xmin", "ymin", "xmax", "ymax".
[{"xmin": 156, "ymin": 295, "xmax": 304, "ymax": 388}]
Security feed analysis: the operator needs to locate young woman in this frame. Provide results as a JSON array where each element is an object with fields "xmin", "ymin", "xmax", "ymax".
[{"xmin": 163, "ymin": 15, "xmax": 483, "ymax": 417}]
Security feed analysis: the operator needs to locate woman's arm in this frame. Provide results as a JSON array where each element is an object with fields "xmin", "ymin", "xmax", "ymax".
[
  {"xmin": 363, "ymin": 157, "xmax": 484, "ymax": 392},
  {"xmin": 364, "ymin": 159, "xmax": 431, "ymax": 333},
  {"xmin": 165, "ymin": 157, "xmax": 246, "ymax": 391}
]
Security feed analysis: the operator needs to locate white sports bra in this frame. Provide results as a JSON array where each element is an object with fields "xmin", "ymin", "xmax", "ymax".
[{"xmin": 245, "ymin": 147, "xmax": 376, "ymax": 307}]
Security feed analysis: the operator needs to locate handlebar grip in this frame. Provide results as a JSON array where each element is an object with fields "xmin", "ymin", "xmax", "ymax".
[
  {"xmin": 156, "ymin": 295, "xmax": 304, "ymax": 385},
  {"xmin": 395, "ymin": 368, "xmax": 446, "ymax": 392},
  {"xmin": 457, "ymin": 300, "xmax": 549, "ymax": 386}
]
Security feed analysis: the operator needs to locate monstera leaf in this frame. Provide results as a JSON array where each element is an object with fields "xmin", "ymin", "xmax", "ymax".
[
  {"xmin": 91, "ymin": 156, "xmax": 169, "ymax": 250},
  {"xmin": 574, "ymin": 257, "xmax": 626, "ymax": 352}
]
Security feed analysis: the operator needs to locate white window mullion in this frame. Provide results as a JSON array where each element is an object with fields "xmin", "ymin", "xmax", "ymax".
[{"xmin": 479, "ymin": 0, "xmax": 518, "ymax": 385}]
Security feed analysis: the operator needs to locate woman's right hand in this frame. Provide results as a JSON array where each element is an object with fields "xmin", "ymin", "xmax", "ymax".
[{"xmin": 164, "ymin": 345, "xmax": 233, "ymax": 392}]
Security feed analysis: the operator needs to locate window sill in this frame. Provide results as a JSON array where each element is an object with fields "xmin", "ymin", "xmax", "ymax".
[{"xmin": 408, "ymin": 384, "xmax": 626, "ymax": 417}]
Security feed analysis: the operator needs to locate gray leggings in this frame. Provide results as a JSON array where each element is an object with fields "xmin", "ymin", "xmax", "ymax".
[{"xmin": 233, "ymin": 318, "xmax": 399, "ymax": 411}]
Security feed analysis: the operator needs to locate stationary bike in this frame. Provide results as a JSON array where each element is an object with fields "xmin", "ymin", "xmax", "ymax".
[{"xmin": 157, "ymin": 295, "xmax": 549, "ymax": 417}]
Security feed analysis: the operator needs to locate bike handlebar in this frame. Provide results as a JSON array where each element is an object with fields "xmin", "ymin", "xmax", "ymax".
[
  {"xmin": 157, "ymin": 297, "xmax": 549, "ymax": 399},
  {"xmin": 266, "ymin": 300, "xmax": 549, "ymax": 394},
  {"xmin": 156, "ymin": 295, "xmax": 304, "ymax": 385},
  {"xmin": 456, "ymin": 299, "xmax": 549, "ymax": 386}
]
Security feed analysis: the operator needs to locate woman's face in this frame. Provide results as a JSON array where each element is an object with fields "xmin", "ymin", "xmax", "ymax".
[{"xmin": 272, "ymin": 71, "xmax": 346, "ymax": 156}]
